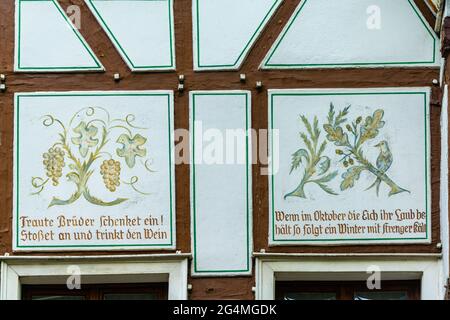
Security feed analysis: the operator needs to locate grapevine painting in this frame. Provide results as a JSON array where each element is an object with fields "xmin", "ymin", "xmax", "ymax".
[
  {"xmin": 269, "ymin": 89, "xmax": 430, "ymax": 245},
  {"xmin": 31, "ymin": 107, "xmax": 153, "ymax": 207},
  {"xmin": 14, "ymin": 92, "xmax": 175, "ymax": 251}
]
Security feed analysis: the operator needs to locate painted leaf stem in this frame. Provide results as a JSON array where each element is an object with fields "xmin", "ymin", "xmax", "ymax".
[{"xmin": 285, "ymin": 115, "xmax": 338, "ymax": 199}]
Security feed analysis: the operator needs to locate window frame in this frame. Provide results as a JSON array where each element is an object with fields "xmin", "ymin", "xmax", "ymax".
[
  {"xmin": 0, "ymin": 255, "xmax": 189, "ymax": 300},
  {"xmin": 275, "ymin": 280, "xmax": 421, "ymax": 300},
  {"xmin": 254, "ymin": 255, "xmax": 443, "ymax": 300},
  {"xmin": 22, "ymin": 282, "xmax": 169, "ymax": 300}
]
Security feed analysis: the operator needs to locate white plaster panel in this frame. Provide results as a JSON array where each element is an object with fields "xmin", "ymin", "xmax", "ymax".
[
  {"xmin": 262, "ymin": 0, "xmax": 439, "ymax": 69},
  {"xmin": 193, "ymin": 0, "xmax": 281, "ymax": 70},
  {"xmin": 15, "ymin": 0, "xmax": 103, "ymax": 72},
  {"xmin": 13, "ymin": 91, "xmax": 175, "ymax": 251},
  {"xmin": 85, "ymin": 0, "xmax": 175, "ymax": 71},
  {"xmin": 269, "ymin": 88, "xmax": 431, "ymax": 245},
  {"xmin": 190, "ymin": 91, "xmax": 252, "ymax": 276}
]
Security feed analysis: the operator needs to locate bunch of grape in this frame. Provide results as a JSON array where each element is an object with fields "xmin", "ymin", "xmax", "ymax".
[
  {"xmin": 43, "ymin": 147, "xmax": 66, "ymax": 186},
  {"xmin": 100, "ymin": 159, "xmax": 121, "ymax": 192}
]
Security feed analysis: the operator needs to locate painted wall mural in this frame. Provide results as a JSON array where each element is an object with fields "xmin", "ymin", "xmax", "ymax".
[
  {"xmin": 269, "ymin": 88, "xmax": 431, "ymax": 245},
  {"xmin": 15, "ymin": 0, "xmax": 103, "ymax": 72},
  {"xmin": 14, "ymin": 91, "xmax": 175, "ymax": 251},
  {"xmin": 190, "ymin": 91, "xmax": 252, "ymax": 276},
  {"xmin": 261, "ymin": 0, "xmax": 440, "ymax": 69}
]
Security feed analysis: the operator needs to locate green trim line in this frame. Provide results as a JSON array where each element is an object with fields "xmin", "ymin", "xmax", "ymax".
[
  {"xmin": 269, "ymin": 90, "xmax": 431, "ymax": 244},
  {"xmin": 16, "ymin": 0, "xmax": 104, "ymax": 72},
  {"xmin": 86, "ymin": 0, "xmax": 175, "ymax": 71},
  {"xmin": 263, "ymin": 0, "xmax": 439, "ymax": 68},
  {"xmin": 14, "ymin": 92, "xmax": 175, "ymax": 250},
  {"xmin": 195, "ymin": 0, "xmax": 281, "ymax": 70},
  {"xmin": 191, "ymin": 92, "xmax": 251, "ymax": 274}
]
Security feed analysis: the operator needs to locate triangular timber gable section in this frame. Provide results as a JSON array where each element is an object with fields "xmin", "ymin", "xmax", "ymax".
[
  {"xmin": 84, "ymin": 0, "xmax": 176, "ymax": 72},
  {"xmin": 261, "ymin": 0, "xmax": 440, "ymax": 69},
  {"xmin": 193, "ymin": 0, "xmax": 282, "ymax": 71},
  {"xmin": 15, "ymin": 0, "xmax": 103, "ymax": 72},
  {"xmin": 13, "ymin": 0, "xmax": 440, "ymax": 73}
]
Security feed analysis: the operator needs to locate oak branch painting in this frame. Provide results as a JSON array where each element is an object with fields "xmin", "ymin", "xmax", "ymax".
[
  {"xmin": 285, "ymin": 103, "xmax": 410, "ymax": 199},
  {"xmin": 31, "ymin": 107, "xmax": 153, "ymax": 207}
]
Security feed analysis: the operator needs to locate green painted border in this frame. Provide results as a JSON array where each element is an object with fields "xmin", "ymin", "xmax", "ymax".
[
  {"xmin": 269, "ymin": 90, "xmax": 431, "ymax": 244},
  {"xmin": 191, "ymin": 92, "xmax": 251, "ymax": 274},
  {"xmin": 86, "ymin": 0, "xmax": 175, "ymax": 71},
  {"xmin": 14, "ymin": 92, "xmax": 175, "ymax": 250},
  {"xmin": 16, "ymin": 0, "xmax": 104, "ymax": 72},
  {"xmin": 263, "ymin": 0, "xmax": 439, "ymax": 68},
  {"xmin": 194, "ymin": 0, "xmax": 281, "ymax": 70}
]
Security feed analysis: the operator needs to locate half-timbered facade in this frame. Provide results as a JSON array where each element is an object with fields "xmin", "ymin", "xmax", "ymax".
[{"xmin": 0, "ymin": 0, "xmax": 449, "ymax": 300}]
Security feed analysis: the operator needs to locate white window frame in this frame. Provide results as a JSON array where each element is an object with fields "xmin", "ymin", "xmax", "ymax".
[
  {"xmin": 0, "ymin": 254, "xmax": 189, "ymax": 300},
  {"xmin": 255, "ymin": 254, "xmax": 444, "ymax": 300}
]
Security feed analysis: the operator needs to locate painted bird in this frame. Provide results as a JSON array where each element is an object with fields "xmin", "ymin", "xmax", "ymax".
[{"xmin": 366, "ymin": 140, "xmax": 393, "ymax": 196}]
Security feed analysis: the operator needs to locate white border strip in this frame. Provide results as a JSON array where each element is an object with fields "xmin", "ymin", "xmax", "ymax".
[{"xmin": 439, "ymin": 84, "xmax": 449, "ymax": 298}]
